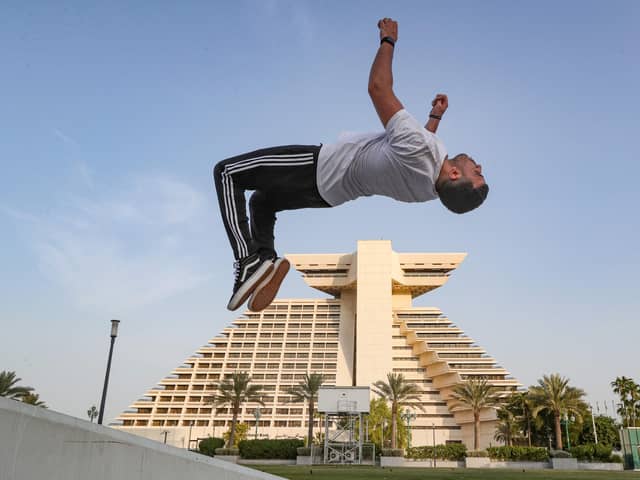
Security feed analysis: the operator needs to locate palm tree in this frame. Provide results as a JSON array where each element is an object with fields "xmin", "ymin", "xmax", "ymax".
[
  {"xmin": 209, "ymin": 372, "xmax": 263, "ymax": 448},
  {"xmin": 87, "ymin": 405, "xmax": 98, "ymax": 422},
  {"xmin": 513, "ymin": 391, "xmax": 535, "ymax": 447},
  {"xmin": 631, "ymin": 384, "xmax": 640, "ymax": 427},
  {"xmin": 611, "ymin": 376, "xmax": 639, "ymax": 427},
  {"xmin": 22, "ymin": 392, "xmax": 47, "ymax": 408},
  {"xmin": 0, "ymin": 371, "xmax": 34, "ymax": 399},
  {"xmin": 528, "ymin": 373, "xmax": 585, "ymax": 450},
  {"xmin": 494, "ymin": 405, "xmax": 519, "ymax": 446},
  {"xmin": 450, "ymin": 377, "xmax": 501, "ymax": 450},
  {"xmin": 286, "ymin": 373, "xmax": 325, "ymax": 447},
  {"xmin": 373, "ymin": 373, "xmax": 423, "ymax": 449}
]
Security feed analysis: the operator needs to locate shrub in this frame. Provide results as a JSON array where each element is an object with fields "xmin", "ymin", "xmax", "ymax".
[
  {"xmin": 381, "ymin": 448, "xmax": 405, "ymax": 457},
  {"xmin": 550, "ymin": 449, "xmax": 572, "ymax": 458},
  {"xmin": 223, "ymin": 423, "xmax": 249, "ymax": 447},
  {"xmin": 569, "ymin": 444, "xmax": 614, "ymax": 462},
  {"xmin": 405, "ymin": 444, "xmax": 467, "ymax": 461},
  {"xmin": 238, "ymin": 439, "xmax": 304, "ymax": 459},
  {"xmin": 609, "ymin": 454, "xmax": 623, "ymax": 463},
  {"xmin": 466, "ymin": 450, "xmax": 488, "ymax": 457},
  {"xmin": 198, "ymin": 437, "xmax": 225, "ymax": 457},
  {"xmin": 486, "ymin": 446, "xmax": 549, "ymax": 462},
  {"xmin": 215, "ymin": 447, "xmax": 239, "ymax": 456}
]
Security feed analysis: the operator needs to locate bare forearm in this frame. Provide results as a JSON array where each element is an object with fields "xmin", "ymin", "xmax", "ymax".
[
  {"xmin": 369, "ymin": 18, "xmax": 403, "ymax": 126},
  {"xmin": 425, "ymin": 116, "xmax": 440, "ymax": 133},
  {"xmin": 368, "ymin": 43, "xmax": 395, "ymax": 94},
  {"xmin": 425, "ymin": 94, "xmax": 448, "ymax": 134}
]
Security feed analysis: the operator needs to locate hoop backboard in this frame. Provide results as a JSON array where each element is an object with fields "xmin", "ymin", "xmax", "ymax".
[{"xmin": 318, "ymin": 386, "xmax": 370, "ymax": 413}]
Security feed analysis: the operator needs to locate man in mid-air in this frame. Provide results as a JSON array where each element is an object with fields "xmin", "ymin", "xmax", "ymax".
[{"xmin": 213, "ymin": 18, "xmax": 488, "ymax": 312}]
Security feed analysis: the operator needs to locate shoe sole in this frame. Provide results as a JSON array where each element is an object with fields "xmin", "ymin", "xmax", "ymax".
[
  {"xmin": 227, "ymin": 261, "xmax": 274, "ymax": 311},
  {"xmin": 248, "ymin": 258, "xmax": 290, "ymax": 312}
]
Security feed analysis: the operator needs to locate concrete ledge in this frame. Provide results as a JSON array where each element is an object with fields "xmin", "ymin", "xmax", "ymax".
[
  {"xmin": 578, "ymin": 462, "xmax": 624, "ymax": 471},
  {"xmin": 465, "ymin": 457, "xmax": 490, "ymax": 468},
  {"xmin": 489, "ymin": 460, "xmax": 549, "ymax": 469},
  {"xmin": 0, "ymin": 397, "xmax": 283, "ymax": 480},
  {"xmin": 239, "ymin": 460, "xmax": 296, "ymax": 466},
  {"xmin": 551, "ymin": 457, "xmax": 578, "ymax": 470},
  {"xmin": 392, "ymin": 459, "xmax": 464, "ymax": 468},
  {"xmin": 296, "ymin": 456, "xmax": 312, "ymax": 465},
  {"xmin": 380, "ymin": 456, "xmax": 405, "ymax": 467}
]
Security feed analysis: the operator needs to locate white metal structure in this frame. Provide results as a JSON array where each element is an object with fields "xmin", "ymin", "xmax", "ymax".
[{"xmin": 318, "ymin": 387, "xmax": 370, "ymax": 414}]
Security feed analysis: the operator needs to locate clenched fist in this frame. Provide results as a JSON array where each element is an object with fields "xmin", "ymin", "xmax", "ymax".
[
  {"xmin": 377, "ymin": 18, "xmax": 398, "ymax": 42},
  {"xmin": 431, "ymin": 94, "xmax": 448, "ymax": 116}
]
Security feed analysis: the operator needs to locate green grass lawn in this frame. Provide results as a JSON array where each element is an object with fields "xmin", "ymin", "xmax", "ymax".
[{"xmin": 253, "ymin": 465, "xmax": 640, "ymax": 480}]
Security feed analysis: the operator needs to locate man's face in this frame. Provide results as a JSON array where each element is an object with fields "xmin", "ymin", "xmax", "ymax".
[{"xmin": 458, "ymin": 155, "xmax": 485, "ymax": 189}]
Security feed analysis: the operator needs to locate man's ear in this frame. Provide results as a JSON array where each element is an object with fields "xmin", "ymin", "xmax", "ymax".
[{"xmin": 448, "ymin": 166, "xmax": 461, "ymax": 181}]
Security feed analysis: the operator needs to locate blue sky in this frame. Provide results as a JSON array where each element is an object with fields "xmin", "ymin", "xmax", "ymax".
[{"xmin": 1, "ymin": 1, "xmax": 638, "ymax": 424}]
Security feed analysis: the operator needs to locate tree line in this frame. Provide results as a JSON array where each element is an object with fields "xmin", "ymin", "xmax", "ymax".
[{"xmin": 207, "ymin": 371, "xmax": 638, "ymax": 451}]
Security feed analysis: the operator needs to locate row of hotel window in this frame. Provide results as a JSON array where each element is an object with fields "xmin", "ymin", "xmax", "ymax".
[
  {"xmin": 150, "ymin": 396, "xmax": 331, "ymax": 403},
  {"xmin": 172, "ymin": 372, "xmax": 331, "ymax": 381},
  {"xmin": 211, "ymin": 342, "xmax": 339, "ymax": 349},
  {"xmin": 200, "ymin": 352, "xmax": 337, "ymax": 360},
  {"xmin": 245, "ymin": 303, "xmax": 339, "ymax": 312},
  {"xmin": 163, "ymin": 380, "xmax": 334, "ymax": 392},
  {"xmin": 123, "ymin": 419, "xmax": 317, "ymax": 427},
  {"xmin": 146, "ymin": 394, "xmax": 331, "ymax": 404},
  {"xmin": 122, "ymin": 420, "xmax": 463, "ymax": 430},
  {"xmin": 233, "ymin": 322, "xmax": 340, "ymax": 329},
  {"xmin": 188, "ymin": 362, "xmax": 337, "ymax": 370},
  {"xmin": 240, "ymin": 313, "xmax": 340, "ymax": 320},
  {"xmin": 174, "ymin": 372, "xmax": 336, "ymax": 382},
  {"xmin": 226, "ymin": 332, "xmax": 339, "ymax": 339},
  {"xmin": 137, "ymin": 407, "xmax": 304, "ymax": 415}
]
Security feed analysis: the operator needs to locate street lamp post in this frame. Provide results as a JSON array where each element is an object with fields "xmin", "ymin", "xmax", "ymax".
[
  {"xmin": 563, "ymin": 413, "xmax": 575, "ymax": 450},
  {"xmin": 98, "ymin": 319, "xmax": 120, "ymax": 425},
  {"xmin": 590, "ymin": 405, "xmax": 598, "ymax": 444},
  {"xmin": 401, "ymin": 409, "xmax": 417, "ymax": 449}
]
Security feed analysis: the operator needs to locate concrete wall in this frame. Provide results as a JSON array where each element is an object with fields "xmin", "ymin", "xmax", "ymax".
[{"xmin": 0, "ymin": 397, "xmax": 283, "ymax": 480}]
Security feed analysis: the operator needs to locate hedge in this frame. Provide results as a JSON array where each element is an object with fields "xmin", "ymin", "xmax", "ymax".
[
  {"xmin": 569, "ymin": 444, "xmax": 619, "ymax": 463},
  {"xmin": 486, "ymin": 446, "xmax": 549, "ymax": 462},
  {"xmin": 381, "ymin": 448, "xmax": 405, "ymax": 457},
  {"xmin": 238, "ymin": 439, "xmax": 304, "ymax": 459},
  {"xmin": 466, "ymin": 450, "xmax": 488, "ymax": 457},
  {"xmin": 405, "ymin": 444, "xmax": 467, "ymax": 461},
  {"xmin": 198, "ymin": 437, "xmax": 225, "ymax": 457}
]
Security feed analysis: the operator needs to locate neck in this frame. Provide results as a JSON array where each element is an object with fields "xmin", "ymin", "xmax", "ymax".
[{"xmin": 436, "ymin": 158, "xmax": 452, "ymax": 191}]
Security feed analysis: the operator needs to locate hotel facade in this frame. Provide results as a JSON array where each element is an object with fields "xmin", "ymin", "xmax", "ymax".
[{"xmin": 115, "ymin": 240, "xmax": 519, "ymax": 449}]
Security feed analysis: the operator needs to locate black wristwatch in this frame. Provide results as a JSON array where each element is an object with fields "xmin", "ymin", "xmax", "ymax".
[{"xmin": 380, "ymin": 36, "xmax": 395, "ymax": 47}]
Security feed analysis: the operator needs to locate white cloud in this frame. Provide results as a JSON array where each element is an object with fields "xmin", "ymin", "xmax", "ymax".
[{"xmin": 5, "ymin": 174, "xmax": 212, "ymax": 311}]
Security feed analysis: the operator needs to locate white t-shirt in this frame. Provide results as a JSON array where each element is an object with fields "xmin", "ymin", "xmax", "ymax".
[{"xmin": 316, "ymin": 109, "xmax": 447, "ymax": 207}]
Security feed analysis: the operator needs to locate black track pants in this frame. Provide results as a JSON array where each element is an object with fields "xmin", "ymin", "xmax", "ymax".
[{"xmin": 213, "ymin": 145, "xmax": 331, "ymax": 260}]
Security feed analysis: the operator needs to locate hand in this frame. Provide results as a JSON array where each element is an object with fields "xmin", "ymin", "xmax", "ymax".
[
  {"xmin": 431, "ymin": 93, "xmax": 448, "ymax": 116},
  {"xmin": 377, "ymin": 18, "xmax": 398, "ymax": 42}
]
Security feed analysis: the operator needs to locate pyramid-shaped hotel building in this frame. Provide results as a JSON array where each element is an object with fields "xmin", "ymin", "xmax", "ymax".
[{"xmin": 116, "ymin": 240, "xmax": 519, "ymax": 449}]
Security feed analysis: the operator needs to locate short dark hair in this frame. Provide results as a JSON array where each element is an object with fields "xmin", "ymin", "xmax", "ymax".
[{"xmin": 438, "ymin": 177, "xmax": 489, "ymax": 214}]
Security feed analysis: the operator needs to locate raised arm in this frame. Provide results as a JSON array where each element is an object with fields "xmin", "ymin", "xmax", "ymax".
[
  {"xmin": 425, "ymin": 94, "xmax": 448, "ymax": 133},
  {"xmin": 368, "ymin": 18, "xmax": 403, "ymax": 127}
]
